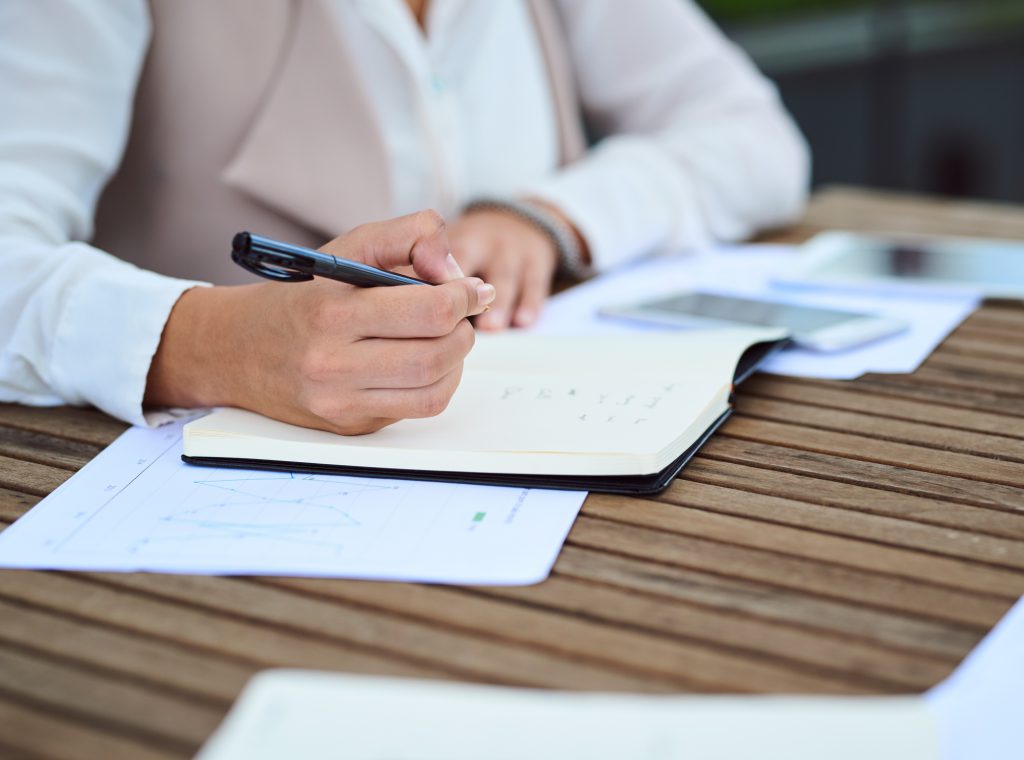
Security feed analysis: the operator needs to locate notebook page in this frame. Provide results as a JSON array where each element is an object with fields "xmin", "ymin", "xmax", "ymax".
[{"xmin": 185, "ymin": 329, "xmax": 783, "ymax": 475}]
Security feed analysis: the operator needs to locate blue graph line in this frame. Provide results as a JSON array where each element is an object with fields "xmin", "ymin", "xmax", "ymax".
[{"xmin": 127, "ymin": 472, "xmax": 400, "ymax": 553}]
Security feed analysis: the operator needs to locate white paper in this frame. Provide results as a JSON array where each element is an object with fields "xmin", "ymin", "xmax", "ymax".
[
  {"xmin": 926, "ymin": 596, "xmax": 1024, "ymax": 760},
  {"xmin": 196, "ymin": 671, "xmax": 938, "ymax": 760},
  {"xmin": 0, "ymin": 418, "xmax": 584, "ymax": 584},
  {"xmin": 536, "ymin": 245, "xmax": 979, "ymax": 380}
]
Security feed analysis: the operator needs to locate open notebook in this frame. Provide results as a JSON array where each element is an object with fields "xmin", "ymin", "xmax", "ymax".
[{"xmin": 183, "ymin": 328, "xmax": 787, "ymax": 494}]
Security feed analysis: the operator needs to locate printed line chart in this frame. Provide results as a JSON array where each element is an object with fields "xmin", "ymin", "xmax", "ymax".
[
  {"xmin": 123, "ymin": 473, "xmax": 398, "ymax": 554},
  {"xmin": 60, "ymin": 458, "xmax": 467, "ymax": 565},
  {"xmin": 0, "ymin": 419, "xmax": 586, "ymax": 583}
]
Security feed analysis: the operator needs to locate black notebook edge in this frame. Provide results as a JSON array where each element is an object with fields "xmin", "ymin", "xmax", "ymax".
[
  {"xmin": 182, "ymin": 338, "xmax": 789, "ymax": 496},
  {"xmin": 733, "ymin": 337, "xmax": 791, "ymax": 385},
  {"xmin": 182, "ymin": 408, "xmax": 732, "ymax": 496}
]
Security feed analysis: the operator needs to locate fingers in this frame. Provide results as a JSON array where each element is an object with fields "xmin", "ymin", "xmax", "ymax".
[
  {"xmin": 291, "ymin": 323, "xmax": 473, "ymax": 433},
  {"xmin": 303, "ymin": 365, "xmax": 465, "ymax": 436},
  {"xmin": 347, "ymin": 277, "xmax": 496, "ymax": 339},
  {"xmin": 512, "ymin": 258, "xmax": 553, "ymax": 327},
  {"xmin": 327, "ymin": 210, "xmax": 461, "ymax": 284},
  {"xmin": 447, "ymin": 235, "xmax": 488, "ymax": 281},
  {"xmin": 344, "ymin": 323, "xmax": 476, "ymax": 389},
  {"xmin": 473, "ymin": 249, "xmax": 521, "ymax": 331},
  {"xmin": 222, "ymin": 267, "xmax": 486, "ymax": 438},
  {"xmin": 448, "ymin": 209, "xmax": 558, "ymax": 331},
  {"xmin": 359, "ymin": 363, "xmax": 465, "ymax": 421}
]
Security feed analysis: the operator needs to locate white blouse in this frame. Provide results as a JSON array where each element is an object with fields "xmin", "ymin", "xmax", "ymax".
[
  {"xmin": 0, "ymin": 0, "xmax": 810, "ymax": 425},
  {"xmin": 337, "ymin": 0, "xmax": 560, "ymax": 220}
]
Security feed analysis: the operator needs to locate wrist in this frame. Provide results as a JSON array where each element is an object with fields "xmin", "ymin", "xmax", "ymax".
[
  {"xmin": 463, "ymin": 197, "xmax": 592, "ymax": 279},
  {"xmin": 144, "ymin": 285, "xmax": 249, "ymax": 409},
  {"xmin": 526, "ymin": 198, "xmax": 591, "ymax": 270}
]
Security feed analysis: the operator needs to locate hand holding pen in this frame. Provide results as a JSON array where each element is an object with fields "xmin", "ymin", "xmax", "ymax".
[{"xmin": 144, "ymin": 211, "xmax": 496, "ymax": 435}]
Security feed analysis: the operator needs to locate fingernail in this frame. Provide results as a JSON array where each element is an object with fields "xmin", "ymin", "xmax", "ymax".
[
  {"xmin": 446, "ymin": 253, "xmax": 465, "ymax": 279},
  {"xmin": 512, "ymin": 305, "xmax": 536, "ymax": 325},
  {"xmin": 475, "ymin": 309, "xmax": 502, "ymax": 330},
  {"xmin": 476, "ymin": 282, "xmax": 496, "ymax": 307}
]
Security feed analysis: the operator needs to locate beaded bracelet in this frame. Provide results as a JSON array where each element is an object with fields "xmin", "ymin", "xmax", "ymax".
[{"xmin": 463, "ymin": 198, "xmax": 591, "ymax": 280}]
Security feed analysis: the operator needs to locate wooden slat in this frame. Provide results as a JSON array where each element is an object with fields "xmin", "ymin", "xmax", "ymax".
[
  {"xmin": 0, "ymin": 597, "xmax": 251, "ymax": 703},
  {"xmin": 0, "ymin": 404, "xmax": 126, "ymax": 447},
  {"xmin": 741, "ymin": 376, "xmax": 1024, "ymax": 438},
  {"xmin": 720, "ymin": 417, "xmax": 1024, "ymax": 488},
  {"xmin": 0, "ymin": 697, "xmax": 179, "ymax": 760},
  {"xmin": 0, "ymin": 646, "xmax": 222, "ymax": 753},
  {"xmin": 682, "ymin": 459, "xmax": 1024, "ymax": 540},
  {"xmin": 565, "ymin": 517, "xmax": 1011, "ymax": 627},
  {"xmin": 661, "ymin": 476, "xmax": 1024, "ymax": 569},
  {"xmin": 733, "ymin": 395, "xmax": 1024, "ymax": 463},
  {"xmin": 479, "ymin": 578, "xmax": 954, "ymax": 690},
  {"xmin": 0, "ymin": 455, "xmax": 74, "ymax": 497},
  {"xmin": 843, "ymin": 374, "xmax": 1024, "ymax": 417},
  {"xmin": 0, "ymin": 571, "xmax": 450, "ymax": 682},
  {"xmin": 84, "ymin": 572, "xmax": 813, "ymax": 693},
  {"xmin": 901, "ymin": 364, "xmax": 1024, "ymax": 399},
  {"xmin": 0, "ymin": 486, "xmax": 39, "ymax": 523},
  {"xmin": 954, "ymin": 319, "xmax": 1024, "ymax": 344},
  {"xmin": 941, "ymin": 330, "xmax": 1024, "ymax": 362},
  {"xmin": 703, "ymin": 436, "xmax": 1024, "ymax": 512},
  {"xmin": 551, "ymin": 545, "xmax": 986, "ymax": 659},
  {"xmin": 0, "ymin": 426, "xmax": 102, "ymax": 471},
  {"xmin": 581, "ymin": 498, "xmax": 1024, "ymax": 596},
  {"xmin": 926, "ymin": 352, "xmax": 1024, "ymax": 382},
  {"xmin": 267, "ymin": 575, "xmax": 955, "ymax": 692},
  {"xmin": 962, "ymin": 306, "xmax": 1024, "ymax": 330},
  {"xmin": 262, "ymin": 576, "xmax": 892, "ymax": 693}
]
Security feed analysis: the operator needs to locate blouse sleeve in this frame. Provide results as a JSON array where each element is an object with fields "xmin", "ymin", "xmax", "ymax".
[
  {"xmin": 527, "ymin": 0, "xmax": 811, "ymax": 270},
  {"xmin": 0, "ymin": 0, "xmax": 206, "ymax": 425}
]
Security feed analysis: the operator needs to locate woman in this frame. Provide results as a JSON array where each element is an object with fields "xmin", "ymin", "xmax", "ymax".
[{"xmin": 0, "ymin": 0, "xmax": 808, "ymax": 433}]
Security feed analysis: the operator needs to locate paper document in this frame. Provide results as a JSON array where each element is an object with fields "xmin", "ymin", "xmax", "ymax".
[
  {"xmin": 0, "ymin": 418, "xmax": 584, "ymax": 584},
  {"xmin": 197, "ymin": 671, "xmax": 938, "ymax": 760},
  {"xmin": 926, "ymin": 595, "xmax": 1024, "ymax": 760},
  {"xmin": 537, "ymin": 244, "xmax": 979, "ymax": 380}
]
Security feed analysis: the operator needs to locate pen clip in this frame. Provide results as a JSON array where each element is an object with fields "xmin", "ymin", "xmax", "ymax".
[{"xmin": 231, "ymin": 232, "xmax": 316, "ymax": 282}]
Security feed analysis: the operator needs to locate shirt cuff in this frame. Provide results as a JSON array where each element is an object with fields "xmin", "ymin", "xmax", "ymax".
[
  {"xmin": 523, "ymin": 137, "xmax": 709, "ymax": 272},
  {"xmin": 47, "ymin": 244, "xmax": 208, "ymax": 427}
]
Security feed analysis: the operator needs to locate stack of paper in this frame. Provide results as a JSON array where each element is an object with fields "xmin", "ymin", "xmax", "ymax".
[{"xmin": 536, "ymin": 244, "xmax": 979, "ymax": 380}]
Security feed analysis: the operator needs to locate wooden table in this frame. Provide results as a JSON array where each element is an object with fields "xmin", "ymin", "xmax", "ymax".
[{"xmin": 1, "ymin": 187, "xmax": 1022, "ymax": 759}]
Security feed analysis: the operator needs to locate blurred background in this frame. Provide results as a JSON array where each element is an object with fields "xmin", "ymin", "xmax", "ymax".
[{"xmin": 698, "ymin": 0, "xmax": 1024, "ymax": 202}]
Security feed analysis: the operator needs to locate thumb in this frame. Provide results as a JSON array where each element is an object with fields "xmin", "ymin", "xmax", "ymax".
[{"xmin": 324, "ymin": 210, "xmax": 464, "ymax": 284}]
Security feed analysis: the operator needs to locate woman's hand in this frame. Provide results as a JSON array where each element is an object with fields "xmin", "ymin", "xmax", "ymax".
[
  {"xmin": 449, "ymin": 201, "xmax": 590, "ymax": 330},
  {"xmin": 448, "ymin": 208, "xmax": 558, "ymax": 330},
  {"xmin": 144, "ymin": 211, "xmax": 496, "ymax": 435}
]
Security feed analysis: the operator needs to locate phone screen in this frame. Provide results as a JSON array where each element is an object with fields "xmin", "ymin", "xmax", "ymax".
[{"xmin": 634, "ymin": 292, "xmax": 868, "ymax": 332}]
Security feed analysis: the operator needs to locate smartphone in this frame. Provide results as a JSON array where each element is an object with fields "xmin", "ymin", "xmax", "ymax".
[{"xmin": 599, "ymin": 291, "xmax": 907, "ymax": 351}]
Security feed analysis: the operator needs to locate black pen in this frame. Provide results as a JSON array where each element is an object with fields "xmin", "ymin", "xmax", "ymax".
[{"xmin": 231, "ymin": 232, "xmax": 429, "ymax": 287}]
